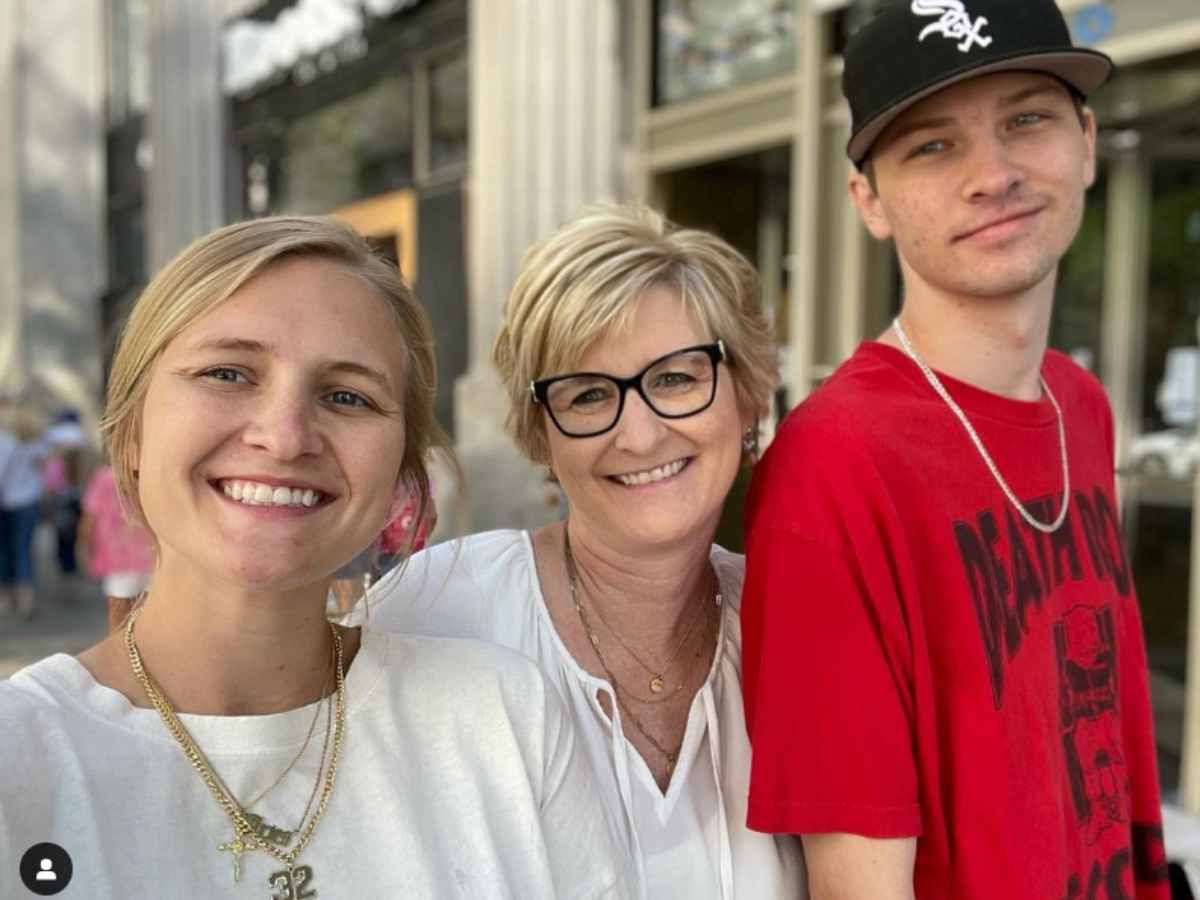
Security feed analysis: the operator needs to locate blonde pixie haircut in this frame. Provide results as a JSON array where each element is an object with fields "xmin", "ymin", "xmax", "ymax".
[
  {"xmin": 493, "ymin": 205, "xmax": 778, "ymax": 465},
  {"xmin": 102, "ymin": 215, "xmax": 448, "ymax": 554}
]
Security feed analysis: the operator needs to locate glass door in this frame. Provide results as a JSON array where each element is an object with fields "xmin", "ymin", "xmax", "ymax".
[{"xmin": 1125, "ymin": 138, "xmax": 1200, "ymax": 796}]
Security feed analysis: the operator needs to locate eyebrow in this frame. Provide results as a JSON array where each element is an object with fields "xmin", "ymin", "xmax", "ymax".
[
  {"xmin": 188, "ymin": 337, "xmax": 272, "ymax": 355},
  {"xmin": 881, "ymin": 115, "xmax": 957, "ymax": 147},
  {"xmin": 185, "ymin": 337, "xmax": 398, "ymax": 394},
  {"xmin": 999, "ymin": 85, "xmax": 1068, "ymax": 108}
]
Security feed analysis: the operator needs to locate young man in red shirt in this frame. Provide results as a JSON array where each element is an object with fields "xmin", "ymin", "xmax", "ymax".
[{"xmin": 741, "ymin": 1, "xmax": 1170, "ymax": 897}]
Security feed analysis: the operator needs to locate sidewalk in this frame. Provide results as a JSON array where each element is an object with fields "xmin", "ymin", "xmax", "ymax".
[{"xmin": 0, "ymin": 526, "xmax": 108, "ymax": 679}]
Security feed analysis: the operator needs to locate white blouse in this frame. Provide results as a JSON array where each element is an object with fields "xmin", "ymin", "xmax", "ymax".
[{"xmin": 361, "ymin": 530, "xmax": 806, "ymax": 900}]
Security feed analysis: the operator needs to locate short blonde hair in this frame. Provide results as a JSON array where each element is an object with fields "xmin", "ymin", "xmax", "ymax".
[
  {"xmin": 102, "ymin": 215, "xmax": 448, "ymax": 556},
  {"xmin": 493, "ymin": 205, "xmax": 778, "ymax": 464}
]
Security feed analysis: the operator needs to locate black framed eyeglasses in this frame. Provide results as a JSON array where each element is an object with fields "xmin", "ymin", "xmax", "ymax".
[{"xmin": 530, "ymin": 341, "xmax": 727, "ymax": 438}]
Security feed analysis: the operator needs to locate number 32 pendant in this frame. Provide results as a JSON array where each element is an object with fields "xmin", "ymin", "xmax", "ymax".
[{"xmin": 269, "ymin": 864, "xmax": 317, "ymax": 899}]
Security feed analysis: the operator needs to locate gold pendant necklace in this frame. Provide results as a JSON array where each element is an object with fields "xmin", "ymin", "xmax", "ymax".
[
  {"xmin": 563, "ymin": 528, "xmax": 719, "ymax": 776},
  {"xmin": 564, "ymin": 527, "xmax": 720, "ymax": 700},
  {"xmin": 241, "ymin": 664, "xmax": 336, "ymax": 849},
  {"xmin": 124, "ymin": 607, "xmax": 345, "ymax": 894}
]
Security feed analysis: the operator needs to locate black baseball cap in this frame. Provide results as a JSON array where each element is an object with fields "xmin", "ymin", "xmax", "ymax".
[{"xmin": 843, "ymin": 0, "xmax": 1113, "ymax": 166}]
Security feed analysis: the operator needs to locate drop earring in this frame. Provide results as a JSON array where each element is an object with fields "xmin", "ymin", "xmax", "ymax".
[{"xmin": 741, "ymin": 426, "xmax": 759, "ymax": 464}]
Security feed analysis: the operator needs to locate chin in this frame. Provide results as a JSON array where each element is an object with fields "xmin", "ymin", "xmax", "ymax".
[{"xmin": 620, "ymin": 514, "xmax": 710, "ymax": 550}]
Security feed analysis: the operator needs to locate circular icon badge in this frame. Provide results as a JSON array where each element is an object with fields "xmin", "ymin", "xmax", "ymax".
[{"xmin": 18, "ymin": 843, "xmax": 73, "ymax": 896}]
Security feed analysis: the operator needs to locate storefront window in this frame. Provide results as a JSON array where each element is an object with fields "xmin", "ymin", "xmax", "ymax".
[
  {"xmin": 429, "ymin": 49, "xmax": 468, "ymax": 174},
  {"xmin": 271, "ymin": 73, "xmax": 414, "ymax": 215},
  {"xmin": 655, "ymin": 0, "xmax": 796, "ymax": 106},
  {"xmin": 1128, "ymin": 151, "xmax": 1200, "ymax": 791}
]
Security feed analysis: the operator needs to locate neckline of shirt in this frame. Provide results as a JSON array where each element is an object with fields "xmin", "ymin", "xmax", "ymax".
[
  {"xmin": 515, "ymin": 529, "xmax": 732, "ymax": 803},
  {"xmin": 860, "ymin": 340, "xmax": 1063, "ymax": 429},
  {"xmin": 24, "ymin": 628, "xmax": 390, "ymax": 753}
]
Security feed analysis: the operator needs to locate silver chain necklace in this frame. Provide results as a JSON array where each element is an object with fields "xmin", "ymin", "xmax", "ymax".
[{"xmin": 892, "ymin": 316, "xmax": 1070, "ymax": 534}]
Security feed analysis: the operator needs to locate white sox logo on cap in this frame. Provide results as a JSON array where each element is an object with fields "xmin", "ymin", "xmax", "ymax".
[{"xmin": 912, "ymin": 0, "xmax": 993, "ymax": 53}]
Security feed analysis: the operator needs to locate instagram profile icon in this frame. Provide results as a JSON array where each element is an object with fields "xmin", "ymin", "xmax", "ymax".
[{"xmin": 18, "ymin": 843, "xmax": 72, "ymax": 895}]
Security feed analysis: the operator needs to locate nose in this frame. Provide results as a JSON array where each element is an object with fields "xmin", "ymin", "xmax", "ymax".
[
  {"xmin": 611, "ymin": 387, "xmax": 668, "ymax": 455},
  {"xmin": 961, "ymin": 133, "xmax": 1023, "ymax": 203},
  {"xmin": 241, "ymin": 384, "xmax": 324, "ymax": 461}
]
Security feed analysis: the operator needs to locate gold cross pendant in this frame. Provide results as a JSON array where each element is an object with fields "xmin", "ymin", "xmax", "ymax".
[{"xmin": 218, "ymin": 834, "xmax": 250, "ymax": 882}]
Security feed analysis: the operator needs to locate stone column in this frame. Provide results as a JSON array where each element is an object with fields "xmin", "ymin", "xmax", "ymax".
[
  {"xmin": 7, "ymin": 0, "xmax": 107, "ymax": 420},
  {"xmin": 0, "ymin": 2, "xmax": 22, "ymax": 397},
  {"xmin": 146, "ymin": 0, "xmax": 226, "ymax": 272},
  {"xmin": 456, "ymin": 0, "xmax": 623, "ymax": 531}
]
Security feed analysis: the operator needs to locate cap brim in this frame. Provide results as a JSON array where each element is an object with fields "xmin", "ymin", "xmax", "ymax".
[{"xmin": 847, "ymin": 49, "xmax": 1113, "ymax": 165}]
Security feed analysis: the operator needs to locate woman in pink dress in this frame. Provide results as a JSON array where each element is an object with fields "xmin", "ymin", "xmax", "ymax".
[{"xmin": 79, "ymin": 464, "xmax": 154, "ymax": 606}]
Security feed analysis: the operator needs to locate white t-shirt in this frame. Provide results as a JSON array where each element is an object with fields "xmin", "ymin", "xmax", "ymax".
[
  {"xmin": 360, "ymin": 531, "xmax": 807, "ymax": 900},
  {"xmin": 0, "ymin": 629, "xmax": 630, "ymax": 899}
]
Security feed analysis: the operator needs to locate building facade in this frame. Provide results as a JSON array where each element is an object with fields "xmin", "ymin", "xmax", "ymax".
[{"xmin": 0, "ymin": 0, "xmax": 106, "ymax": 424}]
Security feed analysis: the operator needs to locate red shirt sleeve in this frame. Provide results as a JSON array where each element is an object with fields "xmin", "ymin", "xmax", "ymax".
[{"xmin": 743, "ymin": 523, "xmax": 921, "ymax": 838}]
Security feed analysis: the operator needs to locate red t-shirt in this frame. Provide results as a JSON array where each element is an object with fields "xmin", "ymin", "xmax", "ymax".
[{"xmin": 742, "ymin": 342, "xmax": 1169, "ymax": 900}]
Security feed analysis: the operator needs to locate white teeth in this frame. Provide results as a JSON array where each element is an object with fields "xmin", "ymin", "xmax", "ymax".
[
  {"xmin": 220, "ymin": 480, "xmax": 322, "ymax": 508},
  {"xmin": 615, "ymin": 459, "xmax": 686, "ymax": 487}
]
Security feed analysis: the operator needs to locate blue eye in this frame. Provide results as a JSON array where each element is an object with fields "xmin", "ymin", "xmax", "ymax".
[
  {"xmin": 571, "ymin": 387, "xmax": 611, "ymax": 407},
  {"xmin": 327, "ymin": 390, "xmax": 371, "ymax": 409},
  {"xmin": 1013, "ymin": 112, "xmax": 1045, "ymax": 127},
  {"xmin": 911, "ymin": 139, "xmax": 948, "ymax": 158},
  {"xmin": 655, "ymin": 371, "xmax": 696, "ymax": 387},
  {"xmin": 202, "ymin": 367, "xmax": 248, "ymax": 384}
]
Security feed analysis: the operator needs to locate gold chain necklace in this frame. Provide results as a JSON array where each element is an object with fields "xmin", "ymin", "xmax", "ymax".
[
  {"xmin": 124, "ymin": 608, "xmax": 346, "ymax": 892},
  {"xmin": 241, "ymin": 660, "xmax": 335, "ymax": 848},
  {"xmin": 563, "ymin": 530, "xmax": 718, "ymax": 776},
  {"xmin": 580, "ymin": 556, "xmax": 716, "ymax": 698}
]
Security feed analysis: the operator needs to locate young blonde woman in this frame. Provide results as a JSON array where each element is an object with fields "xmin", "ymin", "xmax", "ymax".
[
  {"xmin": 0, "ymin": 216, "xmax": 627, "ymax": 899},
  {"xmin": 364, "ymin": 206, "xmax": 806, "ymax": 899}
]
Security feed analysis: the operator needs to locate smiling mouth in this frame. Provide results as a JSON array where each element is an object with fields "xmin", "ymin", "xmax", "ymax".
[
  {"xmin": 215, "ymin": 479, "xmax": 329, "ymax": 508},
  {"xmin": 955, "ymin": 207, "xmax": 1044, "ymax": 242},
  {"xmin": 610, "ymin": 458, "xmax": 690, "ymax": 487}
]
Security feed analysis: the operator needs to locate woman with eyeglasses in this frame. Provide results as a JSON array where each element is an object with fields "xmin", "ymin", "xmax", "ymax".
[{"xmin": 364, "ymin": 206, "xmax": 806, "ymax": 899}]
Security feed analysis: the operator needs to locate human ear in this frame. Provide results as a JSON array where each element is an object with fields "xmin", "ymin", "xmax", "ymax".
[
  {"xmin": 848, "ymin": 169, "xmax": 895, "ymax": 241},
  {"xmin": 1080, "ymin": 107, "xmax": 1098, "ymax": 189}
]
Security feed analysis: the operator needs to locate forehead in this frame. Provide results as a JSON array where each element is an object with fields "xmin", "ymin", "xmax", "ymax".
[
  {"xmin": 183, "ymin": 256, "xmax": 398, "ymax": 340},
  {"xmin": 176, "ymin": 257, "xmax": 404, "ymax": 359},
  {"xmin": 572, "ymin": 284, "xmax": 710, "ymax": 373}
]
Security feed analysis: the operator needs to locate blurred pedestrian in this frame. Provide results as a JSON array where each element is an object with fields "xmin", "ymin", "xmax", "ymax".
[
  {"xmin": 78, "ymin": 463, "xmax": 154, "ymax": 604},
  {"xmin": 42, "ymin": 410, "xmax": 88, "ymax": 576},
  {"xmin": 0, "ymin": 405, "xmax": 51, "ymax": 619}
]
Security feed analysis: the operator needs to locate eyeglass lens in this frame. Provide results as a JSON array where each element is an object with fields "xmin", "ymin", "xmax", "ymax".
[{"xmin": 544, "ymin": 348, "xmax": 717, "ymax": 436}]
